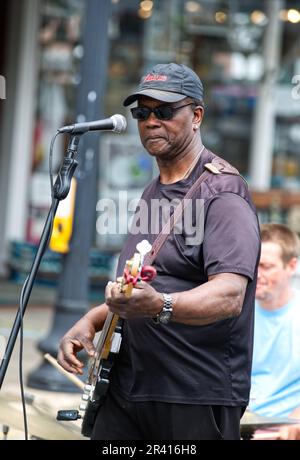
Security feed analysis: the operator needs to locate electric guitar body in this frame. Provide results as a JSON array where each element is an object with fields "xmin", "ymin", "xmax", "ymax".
[{"xmin": 80, "ymin": 240, "xmax": 156, "ymax": 437}]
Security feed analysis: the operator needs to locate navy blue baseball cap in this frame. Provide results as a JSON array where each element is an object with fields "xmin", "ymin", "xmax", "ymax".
[{"xmin": 123, "ymin": 63, "xmax": 204, "ymax": 107}]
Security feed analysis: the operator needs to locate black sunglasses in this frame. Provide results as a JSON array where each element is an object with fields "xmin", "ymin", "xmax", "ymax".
[{"xmin": 130, "ymin": 102, "xmax": 195, "ymax": 121}]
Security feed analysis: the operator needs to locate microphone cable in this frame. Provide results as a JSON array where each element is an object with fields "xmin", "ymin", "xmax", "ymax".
[
  {"xmin": 19, "ymin": 275, "xmax": 29, "ymax": 440},
  {"xmin": 18, "ymin": 131, "xmax": 60, "ymax": 440}
]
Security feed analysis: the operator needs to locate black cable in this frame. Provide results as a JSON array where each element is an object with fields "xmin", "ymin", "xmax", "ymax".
[
  {"xmin": 19, "ymin": 275, "xmax": 29, "ymax": 440},
  {"xmin": 48, "ymin": 131, "xmax": 61, "ymax": 246},
  {"xmin": 18, "ymin": 131, "xmax": 60, "ymax": 440}
]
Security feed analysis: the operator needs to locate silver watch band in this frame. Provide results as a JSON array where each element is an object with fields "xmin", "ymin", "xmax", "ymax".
[
  {"xmin": 162, "ymin": 293, "xmax": 173, "ymax": 310},
  {"xmin": 153, "ymin": 293, "xmax": 173, "ymax": 324}
]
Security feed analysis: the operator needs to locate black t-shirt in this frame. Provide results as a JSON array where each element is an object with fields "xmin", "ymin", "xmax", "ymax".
[{"xmin": 110, "ymin": 148, "xmax": 261, "ymax": 406}]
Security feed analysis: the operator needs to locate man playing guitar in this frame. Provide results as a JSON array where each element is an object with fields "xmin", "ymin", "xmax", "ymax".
[{"xmin": 58, "ymin": 63, "xmax": 260, "ymax": 440}]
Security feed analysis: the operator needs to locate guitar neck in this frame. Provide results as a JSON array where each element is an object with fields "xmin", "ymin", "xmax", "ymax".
[
  {"xmin": 94, "ymin": 262, "xmax": 138, "ymax": 361},
  {"xmin": 95, "ymin": 311, "xmax": 120, "ymax": 361}
]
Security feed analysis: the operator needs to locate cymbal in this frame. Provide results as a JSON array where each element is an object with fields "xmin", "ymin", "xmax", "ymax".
[
  {"xmin": 0, "ymin": 394, "xmax": 84, "ymax": 440},
  {"xmin": 241, "ymin": 410, "xmax": 299, "ymax": 431}
]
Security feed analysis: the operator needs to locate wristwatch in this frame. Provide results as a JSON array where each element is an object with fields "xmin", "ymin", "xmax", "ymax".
[{"xmin": 154, "ymin": 293, "xmax": 173, "ymax": 325}]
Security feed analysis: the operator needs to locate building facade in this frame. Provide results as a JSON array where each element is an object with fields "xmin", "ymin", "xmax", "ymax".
[{"xmin": 0, "ymin": 0, "xmax": 300, "ymax": 275}]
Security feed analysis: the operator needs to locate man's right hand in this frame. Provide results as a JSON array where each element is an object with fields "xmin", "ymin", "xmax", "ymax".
[{"xmin": 57, "ymin": 316, "xmax": 96, "ymax": 375}]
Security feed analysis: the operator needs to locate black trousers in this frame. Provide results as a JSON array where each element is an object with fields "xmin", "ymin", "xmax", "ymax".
[{"xmin": 91, "ymin": 389, "xmax": 245, "ymax": 440}]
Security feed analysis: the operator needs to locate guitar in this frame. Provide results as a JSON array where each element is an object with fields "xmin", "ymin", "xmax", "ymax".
[{"xmin": 80, "ymin": 240, "xmax": 156, "ymax": 437}]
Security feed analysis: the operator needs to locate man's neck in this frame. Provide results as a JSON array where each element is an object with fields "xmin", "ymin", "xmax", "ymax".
[
  {"xmin": 258, "ymin": 286, "xmax": 295, "ymax": 311},
  {"xmin": 158, "ymin": 138, "xmax": 204, "ymax": 185}
]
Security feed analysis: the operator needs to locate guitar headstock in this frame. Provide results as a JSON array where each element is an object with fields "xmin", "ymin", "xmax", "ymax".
[{"xmin": 117, "ymin": 240, "xmax": 156, "ymax": 298}]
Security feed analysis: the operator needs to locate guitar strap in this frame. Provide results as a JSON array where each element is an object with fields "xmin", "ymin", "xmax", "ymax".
[{"xmin": 144, "ymin": 148, "xmax": 242, "ymax": 266}]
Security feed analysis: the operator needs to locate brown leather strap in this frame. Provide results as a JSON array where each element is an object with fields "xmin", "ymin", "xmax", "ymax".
[{"xmin": 144, "ymin": 149, "xmax": 242, "ymax": 266}]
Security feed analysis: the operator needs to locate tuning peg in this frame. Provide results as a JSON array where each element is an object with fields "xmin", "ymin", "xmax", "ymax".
[{"xmin": 136, "ymin": 240, "xmax": 152, "ymax": 256}]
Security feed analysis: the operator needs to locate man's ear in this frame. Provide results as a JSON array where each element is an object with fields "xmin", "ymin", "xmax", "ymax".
[
  {"xmin": 193, "ymin": 106, "xmax": 204, "ymax": 129},
  {"xmin": 287, "ymin": 256, "xmax": 298, "ymax": 276}
]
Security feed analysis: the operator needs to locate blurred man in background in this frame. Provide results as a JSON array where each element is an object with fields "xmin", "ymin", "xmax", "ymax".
[{"xmin": 249, "ymin": 223, "xmax": 300, "ymax": 440}]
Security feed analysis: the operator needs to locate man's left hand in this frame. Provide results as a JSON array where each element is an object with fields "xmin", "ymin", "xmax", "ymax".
[{"xmin": 105, "ymin": 281, "xmax": 163, "ymax": 319}]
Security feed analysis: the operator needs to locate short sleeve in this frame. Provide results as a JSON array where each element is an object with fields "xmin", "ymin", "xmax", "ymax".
[{"xmin": 203, "ymin": 192, "xmax": 260, "ymax": 280}]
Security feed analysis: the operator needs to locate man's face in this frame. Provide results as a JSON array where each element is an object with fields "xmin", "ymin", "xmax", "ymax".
[
  {"xmin": 136, "ymin": 96, "xmax": 203, "ymax": 160},
  {"xmin": 256, "ymin": 241, "xmax": 296, "ymax": 303}
]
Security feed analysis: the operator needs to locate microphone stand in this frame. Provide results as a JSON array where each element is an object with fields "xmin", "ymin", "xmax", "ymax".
[{"xmin": 0, "ymin": 134, "xmax": 81, "ymax": 389}]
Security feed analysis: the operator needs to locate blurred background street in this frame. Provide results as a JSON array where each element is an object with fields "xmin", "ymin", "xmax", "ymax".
[
  {"xmin": 0, "ymin": 279, "xmax": 86, "ymax": 440},
  {"xmin": 1, "ymin": 0, "xmax": 300, "ymax": 440}
]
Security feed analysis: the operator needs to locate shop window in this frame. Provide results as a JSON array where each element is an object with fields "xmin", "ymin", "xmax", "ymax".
[{"xmin": 28, "ymin": 0, "xmax": 85, "ymax": 243}]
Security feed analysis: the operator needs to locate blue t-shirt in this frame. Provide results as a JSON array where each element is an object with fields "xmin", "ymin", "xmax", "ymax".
[{"xmin": 249, "ymin": 290, "xmax": 300, "ymax": 417}]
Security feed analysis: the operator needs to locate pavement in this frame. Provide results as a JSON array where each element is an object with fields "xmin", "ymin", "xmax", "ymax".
[{"xmin": 0, "ymin": 279, "xmax": 91, "ymax": 441}]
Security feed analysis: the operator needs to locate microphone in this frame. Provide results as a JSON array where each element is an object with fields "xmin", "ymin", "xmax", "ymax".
[{"xmin": 58, "ymin": 114, "xmax": 127, "ymax": 135}]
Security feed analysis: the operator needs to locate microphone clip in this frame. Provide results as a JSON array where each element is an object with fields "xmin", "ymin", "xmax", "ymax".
[
  {"xmin": 54, "ymin": 157, "xmax": 78, "ymax": 200},
  {"xmin": 58, "ymin": 123, "xmax": 90, "ymax": 135}
]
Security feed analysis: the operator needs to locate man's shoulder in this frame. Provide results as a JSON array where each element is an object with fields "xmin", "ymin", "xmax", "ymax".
[
  {"xmin": 200, "ymin": 151, "xmax": 251, "ymax": 203},
  {"xmin": 205, "ymin": 167, "xmax": 248, "ymax": 193},
  {"xmin": 202, "ymin": 149, "xmax": 248, "ymax": 192}
]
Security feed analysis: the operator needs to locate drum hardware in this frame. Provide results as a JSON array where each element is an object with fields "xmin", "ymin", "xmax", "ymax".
[
  {"xmin": 2, "ymin": 425, "xmax": 9, "ymax": 440},
  {"xmin": 240, "ymin": 410, "xmax": 299, "ymax": 440},
  {"xmin": 0, "ymin": 393, "xmax": 83, "ymax": 440}
]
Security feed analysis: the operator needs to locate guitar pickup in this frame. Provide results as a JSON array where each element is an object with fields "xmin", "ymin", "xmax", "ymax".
[{"xmin": 111, "ymin": 332, "xmax": 122, "ymax": 354}]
